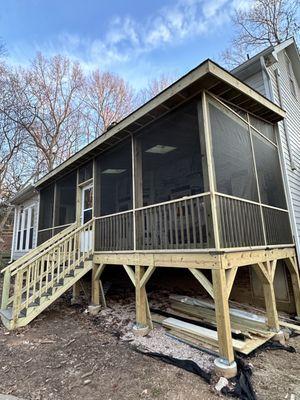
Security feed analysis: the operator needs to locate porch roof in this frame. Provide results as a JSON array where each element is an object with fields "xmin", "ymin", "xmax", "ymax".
[{"xmin": 35, "ymin": 59, "xmax": 285, "ymax": 189}]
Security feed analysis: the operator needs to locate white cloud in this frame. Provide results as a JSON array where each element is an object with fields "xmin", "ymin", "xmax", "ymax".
[{"xmin": 8, "ymin": 0, "xmax": 251, "ymax": 83}]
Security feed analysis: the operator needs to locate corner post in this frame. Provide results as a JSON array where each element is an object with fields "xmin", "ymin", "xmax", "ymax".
[{"xmin": 212, "ymin": 268, "xmax": 235, "ymax": 363}]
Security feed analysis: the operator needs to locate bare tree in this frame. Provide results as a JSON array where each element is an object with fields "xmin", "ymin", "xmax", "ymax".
[
  {"xmin": 222, "ymin": 0, "xmax": 300, "ymax": 68},
  {"xmin": 137, "ymin": 73, "xmax": 175, "ymax": 105},
  {"xmin": 1, "ymin": 53, "xmax": 85, "ymax": 174},
  {"xmin": 83, "ymin": 70, "xmax": 135, "ymax": 139}
]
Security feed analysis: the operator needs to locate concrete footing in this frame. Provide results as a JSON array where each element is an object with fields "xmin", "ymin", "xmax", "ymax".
[
  {"xmin": 88, "ymin": 304, "xmax": 102, "ymax": 316},
  {"xmin": 214, "ymin": 358, "xmax": 237, "ymax": 379},
  {"xmin": 132, "ymin": 324, "xmax": 150, "ymax": 337},
  {"xmin": 271, "ymin": 330, "xmax": 286, "ymax": 345}
]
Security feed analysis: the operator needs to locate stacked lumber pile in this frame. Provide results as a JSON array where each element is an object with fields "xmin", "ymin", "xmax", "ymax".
[{"xmin": 152, "ymin": 295, "xmax": 300, "ymax": 356}]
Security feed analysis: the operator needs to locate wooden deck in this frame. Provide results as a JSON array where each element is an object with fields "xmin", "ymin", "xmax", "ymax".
[{"xmin": 91, "ymin": 245, "xmax": 300, "ymax": 368}]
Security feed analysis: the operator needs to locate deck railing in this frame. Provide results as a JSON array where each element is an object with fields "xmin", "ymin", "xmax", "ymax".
[
  {"xmin": 94, "ymin": 193, "xmax": 212, "ymax": 252},
  {"xmin": 94, "ymin": 192, "xmax": 293, "ymax": 252},
  {"xmin": 135, "ymin": 194, "xmax": 211, "ymax": 250}
]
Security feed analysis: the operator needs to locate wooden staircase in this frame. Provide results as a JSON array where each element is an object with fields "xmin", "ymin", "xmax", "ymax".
[{"xmin": 0, "ymin": 219, "xmax": 94, "ymax": 330}]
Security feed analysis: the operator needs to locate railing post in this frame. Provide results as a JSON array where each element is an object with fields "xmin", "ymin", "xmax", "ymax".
[
  {"xmin": 12, "ymin": 270, "xmax": 23, "ymax": 325},
  {"xmin": 1, "ymin": 269, "xmax": 11, "ymax": 309}
]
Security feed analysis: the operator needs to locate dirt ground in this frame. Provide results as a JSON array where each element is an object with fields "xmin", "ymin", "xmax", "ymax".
[{"xmin": 0, "ymin": 281, "xmax": 300, "ymax": 400}]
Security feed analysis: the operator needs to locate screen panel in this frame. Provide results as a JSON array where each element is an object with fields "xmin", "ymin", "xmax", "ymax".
[
  {"xmin": 79, "ymin": 161, "xmax": 93, "ymax": 183},
  {"xmin": 96, "ymin": 138, "xmax": 133, "ymax": 216},
  {"xmin": 138, "ymin": 99, "xmax": 204, "ymax": 206},
  {"xmin": 209, "ymin": 102, "xmax": 258, "ymax": 202},
  {"xmin": 38, "ymin": 184, "xmax": 54, "ymax": 230},
  {"xmin": 252, "ymin": 132, "xmax": 287, "ymax": 209},
  {"xmin": 55, "ymin": 171, "xmax": 77, "ymax": 226}
]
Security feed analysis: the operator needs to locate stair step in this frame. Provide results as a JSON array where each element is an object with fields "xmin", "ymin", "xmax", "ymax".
[
  {"xmin": 0, "ymin": 308, "xmax": 26, "ymax": 320},
  {"xmin": 29, "ymin": 299, "xmax": 40, "ymax": 307},
  {"xmin": 54, "ymin": 279, "xmax": 64, "ymax": 287}
]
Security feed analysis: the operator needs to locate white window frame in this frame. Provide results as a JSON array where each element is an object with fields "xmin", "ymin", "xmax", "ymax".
[{"xmin": 15, "ymin": 204, "xmax": 35, "ymax": 251}]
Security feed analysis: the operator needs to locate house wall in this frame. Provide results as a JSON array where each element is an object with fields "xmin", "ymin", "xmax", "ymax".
[
  {"xmin": 267, "ymin": 51, "xmax": 300, "ymax": 255},
  {"xmin": 241, "ymin": 70, "xmax": 267, "ymax": 97},
  {"xmin": 235, "ymin": 48, "xmax": 300, "ymax": 255},
  {"xmin": 11, "ymin": 194, "xmax": 39, "ymax": 261}
]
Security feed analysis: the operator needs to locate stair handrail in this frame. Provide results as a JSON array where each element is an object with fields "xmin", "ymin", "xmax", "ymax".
[
  {"xmin": 8, "ymin": 218, "xmax": 95, "ymax": 277},
  {"xmin": 2, "ymin": 222, "xmax": 78, "ymax": 274}
]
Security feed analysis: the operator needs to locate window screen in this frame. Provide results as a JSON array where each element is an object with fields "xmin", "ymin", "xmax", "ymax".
[
  {"xmin": 39, "ymin": 184, "xmax": 54, "ymax": 230},
  {"xmin": 97, "ymin": 138, "xmax": 133, "ymax": 216},
  {"xmin": 138, "ymin": 99, "xmax": 204, "ymax": 206},
  {"xmin": 55, "ymin": 171, "xmax": 77, "ymax": 226},
  {"xmin": 252, "ymin": 132, "xmax": 287, "ymax": 209},
  {"xmin": 249, "ymin": 115, "xmax": 276, "ymax": 143},
  {"xmin": 209, "ymin": 102, "xmax": 258, "ymax": 202},
  {"xmin": 79, "ymin": 161, "xmax": 93, "ymax": 183}
]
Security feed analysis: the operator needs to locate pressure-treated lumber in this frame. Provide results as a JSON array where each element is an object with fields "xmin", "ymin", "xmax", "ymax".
[
  {"xmin": 212, "ymin": 269, "xmax": 235, "ymax": 363},
  {"xmin": 189, "ymin": 268, "xmax": 214, "ymax": 299},
  {"xmin": 135, "ymin": 266, "xmax": 148, "ymax": 327},
  {"xmin": 254, "ymin": 263, "xmax": 279, "ymax": 331},
  {"xmin": 285, "ymin": 257, "xmax": 300, "ymax": 317}
]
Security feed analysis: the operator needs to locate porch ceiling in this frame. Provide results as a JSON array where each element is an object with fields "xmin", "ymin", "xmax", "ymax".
[{"xmin": 35, "ymin": 59, "xmax": 285, "ymax": 189}]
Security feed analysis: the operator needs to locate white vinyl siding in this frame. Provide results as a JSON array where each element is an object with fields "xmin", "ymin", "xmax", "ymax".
[
  {"xmin": 233, "ymin": 45, "xmax": 300, "ymax": 255},
  {"xmin": 242, "ymin": 71, "xmax": 266, "ymax": 97}
]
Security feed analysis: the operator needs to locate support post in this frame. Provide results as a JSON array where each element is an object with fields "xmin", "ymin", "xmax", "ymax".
[
  {"xmin": 89, "ymin": 264, "xmax": 106, "ymax": 315},
  {"xmin": 134, "ymin": 265, "xmax": 149, "ymax": 335},
  {"xmin": 212, "ymin": 268, "xmax": 235, "ymax": 364},
  {"xmin": 254, "ymin": 264, "xmax": 280, "ymax": 331},
  {"xmin": 285, "ymin": 257, "xmax": 300, "ymax": 318},
  {"xmin": 71, "ymin": 281, "xmax": 81, "ymax": 305},
  {"xmin": 1, "ymin": 270, "xmax": 11, "ymax": 309}
]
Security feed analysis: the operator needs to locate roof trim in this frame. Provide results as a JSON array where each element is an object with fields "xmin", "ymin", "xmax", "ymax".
[
  {"xmin": 10, "ymin": 185, "xmax": 37, "ymax": 205},
  {"xmin": 35, "ymin": 58, "xmax": 285, "ymax": 188}
]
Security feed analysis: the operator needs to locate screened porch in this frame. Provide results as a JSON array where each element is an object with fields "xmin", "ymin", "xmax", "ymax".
[
  {"xmin": 36, "ymin": 90, "xmax": 293, "ymax": 253},
  {"xmin": 93, "ymin": 91, "xmax": 292, "ymax": 253}
]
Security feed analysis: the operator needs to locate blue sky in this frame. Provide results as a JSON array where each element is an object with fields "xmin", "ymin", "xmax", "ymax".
[{"xmin": 0, "ymin": 0, "xmax": 249, "ymax": 89}]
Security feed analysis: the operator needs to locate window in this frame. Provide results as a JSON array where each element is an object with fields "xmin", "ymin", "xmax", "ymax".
[
  {"xmin": 96, "ymin": 138, "xmax": 133, "ymax": 216},
  {"xmin": 285, "ymin": 53, "xmax": 298, "ymax": 99},
  {"xmin": 16, "ymin": 205, "xmax": 35, "ymax": 251},
  {"xmin": 138, "ymin": 99, "xmax": 204, "ymax": 206},
  {"xmin": 252, "ymin": 131, "xmax": 287, "ymax": 209},
  {"xmin": 209, "ymin": 101, "xmax": 258, "ymax": 202}
]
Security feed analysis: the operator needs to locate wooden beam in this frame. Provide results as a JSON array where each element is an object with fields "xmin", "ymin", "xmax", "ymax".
[
  {"xmin": 254, "ymin": 264, "xmax": 279, "ymax": 331},
  {"xmin": 123, "ymin": 264, "xmax": 136, "ymax": 287},
  {"xmin": 212, "ymin": 268, "xmax": 235, "ymax": 363},
  {"xmin": 91, "ymin": 264, "xmax": 100, "ymax": 306},
  {"xmin": 135, "ymin": 266, "xmax": 148, "ymax": 327},
  {"xmin": 225, "ymin": 267, "xmax": 238, "ymax": 299},
  {"xmin": 189, "ymin": 268, "xmax": 214, "ymax": 299},
  {"xmin": 140, "ymin": 266, "xmax": 156, "ymax": 288},
  {"xmin": 285, "ymin": 257, "xmax": 300, "ymax": 317},
  {"xmin": 94, "ymin": 263, "xmax": 106, "ymax": 280},
  {"xmin": 257, "ymin": 262, "xmax": 271, "ymax": 283}
]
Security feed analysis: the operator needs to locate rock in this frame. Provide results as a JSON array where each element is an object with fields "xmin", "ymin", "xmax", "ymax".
[{"xmin": 214, "ymin": 377, "xmax": 229, "ymax": 392}]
